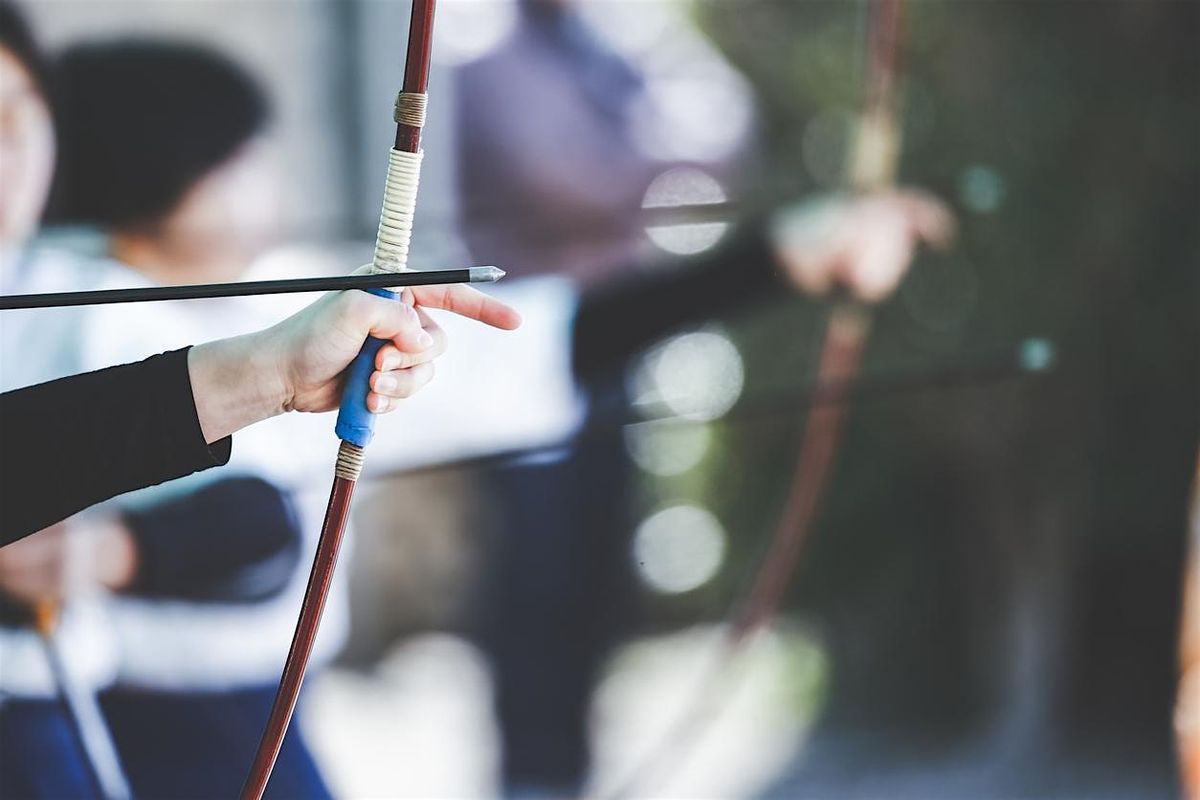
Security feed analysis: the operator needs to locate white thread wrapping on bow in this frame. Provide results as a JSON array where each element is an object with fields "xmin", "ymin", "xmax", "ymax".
[
  {"xmin": 371, "ymin": 148, "xmax": 424, "ymax": 282},
  {"xmin": 336, "ymin": 144, "xmax": 426, "ymax": 479}
]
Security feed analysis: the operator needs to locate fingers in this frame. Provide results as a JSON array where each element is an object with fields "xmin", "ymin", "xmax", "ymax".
[
  {"xmin": 375, "ymin": 308, "xmax": 446, "ymax": 370},
  {"xmin": 368, "ymin": 311, "xmax": 442, "ymax": 411},
  {"xmin": 354, "ymin": 292, "xmax": 431, "ymax": 353},
  {"xmin": 790, "ymin": 255, "xmax": 835, "ymax": 297},
  {"xmin": 340, "ymin": 281, "xmax": 518, "ymax": 357},
  {"xmin": 893, "ymin": 188, "xmax": 957, "ymax": 249},
  {"xmin": 409, "ymin": 284, "xmax": 522, "ymax": 330},
  {"xmin": 367, "ymin": 361, "xmax": 435, "ymax": 412},
  {"xmin": 328, "ymin": 281, "xmax": 517, "ymax": 417},
  {"xmin": 371, "ymin": 307, "xmax": 443, "ymax": 412},
  {"xmin": 324, "ymin": 294, "xmax": 447, "ymax": 416},
  {"xmin": 817, "ymin": 190, "xmax": 957, "ymax": 303},
  {"xmin": 345, "ymin": 266, "xmax": 516, "ymax": 328},
  {"xmin": 846, "ymin": 218, "xmax": 917, "ymax": 302}
]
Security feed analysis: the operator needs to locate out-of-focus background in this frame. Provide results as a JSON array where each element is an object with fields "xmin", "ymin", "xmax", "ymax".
[{"xmin": 6, "ymin": 1, "xmax": 1199, "ymax": 798}]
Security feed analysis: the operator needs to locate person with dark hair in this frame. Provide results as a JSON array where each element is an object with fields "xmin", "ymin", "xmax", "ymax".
[
  {"xmin": 449, "ymin": 2, "xmax": 957, "ymax": 793},
  {"xmin": 49, "ymin": 40, "xmax": 267, "ymax": 234},
  {"xmin": 48, "ymin": 39, "xmax": 276, "ymax": 285},
  {"xmin": 0, "ymin": 14, "xmax": 520, "ymax": 800},
  {"xmin": 0, "ymin": 36, "xmax": 341, "ymax": 799}
]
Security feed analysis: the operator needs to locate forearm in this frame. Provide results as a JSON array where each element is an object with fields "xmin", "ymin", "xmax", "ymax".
[{"xmin": 0, "ymin": 349, "xmax": 231, "ymax": 545}]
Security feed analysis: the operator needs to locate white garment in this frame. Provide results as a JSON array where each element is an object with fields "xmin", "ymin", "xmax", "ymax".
[
  {"xmin": 1, "ymin": 242, "xmax": 349, "ymax": 693},
  {"xmin": 73, "ymin": 257, "xmax": 351, "ymax": 691},
  {"xmin": 87, "ymin": 257, "xmax": 587, "ymax": 689},
  {"xmin": 1, "ymin": 236, "xmax": 586, "ymax": 694}
]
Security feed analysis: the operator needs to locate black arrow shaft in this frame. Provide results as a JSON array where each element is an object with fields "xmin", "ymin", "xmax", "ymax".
[{"xmin": 0, "ymin": 267, "xmax": 493, "ymax": 311}]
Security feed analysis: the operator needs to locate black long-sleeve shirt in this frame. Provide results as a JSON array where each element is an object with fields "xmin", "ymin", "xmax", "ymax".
[
  {"xmin": 0, "ymin": 347, "xmax": 231, "ymax": 546},
  {"xmin": 572, "ymin": 223, "xmax": 781, "ymax": 379},
  {"xmin": 0, "ymin": 226, "xmax": 781, "ymax": 545}
]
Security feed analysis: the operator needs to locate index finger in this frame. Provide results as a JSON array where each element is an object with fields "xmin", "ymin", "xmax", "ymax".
[
  {"xmin": 893, "ymin": 189, "xmax": 957, "ymax": 250},
  {"xmin": 409, "ymin": 284, "xmax": 522, "ymax": 330}
]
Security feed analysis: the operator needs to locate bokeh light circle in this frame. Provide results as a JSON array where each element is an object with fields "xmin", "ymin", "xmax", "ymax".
[
  {"xmin": 642, "ymin": 167, "xmax": 730, "ymax": 256},
  {"xmin": 632, "ymin": 505, "xmax": 727, "ymax": 594},
  {"xmin": 431, "ymin": 0, "xmax": 516, "ymax": 66},
  {"xmin": 958, "ymin": 165, "xmax": 1007, "ymax": 214},
  {"xmin": 625, "ymin": 422, "xmax": 712, "ymax": 477},
  {"xmin": 631, "ymin": 328, "xmax": 745, "ymax": 422}
]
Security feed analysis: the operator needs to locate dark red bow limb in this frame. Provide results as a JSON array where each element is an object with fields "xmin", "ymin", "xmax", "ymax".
[
  {"xmin": 238, "ymin": 477, "xmax": 355, "ymax": 800},
  {"xmin": 238, "ymin": 2, "xmax": 437, "ymax": 798}
]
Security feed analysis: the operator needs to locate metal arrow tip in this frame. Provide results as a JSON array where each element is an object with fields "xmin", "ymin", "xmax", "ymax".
[{"xmin": 468, "ymin": 266, "xmax": 506, "ymax": 283}]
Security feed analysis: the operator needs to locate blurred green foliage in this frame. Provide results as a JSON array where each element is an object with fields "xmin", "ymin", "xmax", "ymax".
[{"xmin": 633, "ymin": 0, "xmax": 1198, "ymax": 736}]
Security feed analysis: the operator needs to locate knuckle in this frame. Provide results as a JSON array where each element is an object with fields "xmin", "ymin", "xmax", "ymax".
[
  {"xmin": 382, "ymin": 350, "xmax": 412, "ymax": 370},
  {"xmin": 394, "ymin": 374, "xmax": 416, "ymax": 398},
  {"xmin": 345, "ymin": 289, "xmax": 377, "ymax": 319}
]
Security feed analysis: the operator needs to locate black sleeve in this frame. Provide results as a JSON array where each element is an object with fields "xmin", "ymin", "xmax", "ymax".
[
  {"xmin": 571, "ymin": 222, "xmax": 782, "ymax": 379},
  {"xmin": 0, "ymin": 348, "xmax": 231, "ymax": 546},
  {"xmin": 122, "ymin": 477, "xmax": 302, "ymax": 603}
]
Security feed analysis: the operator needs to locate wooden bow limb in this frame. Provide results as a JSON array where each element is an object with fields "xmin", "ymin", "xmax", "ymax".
[
  {"xmin": 602, "ymin": 2, "xmax": 908, "ymax": 796},
  {"xmin": 727, "ymin": 0, "xmax": 906, "ymax": 644},
  {"xmin": 238, "ymin": 2, "xmax": 439, "ymax": 798}
]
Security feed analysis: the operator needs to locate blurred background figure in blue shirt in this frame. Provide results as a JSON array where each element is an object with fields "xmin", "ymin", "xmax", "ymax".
[{"xmin": 453, "ymin": 1, "xmax": 755, "ymax": 794}]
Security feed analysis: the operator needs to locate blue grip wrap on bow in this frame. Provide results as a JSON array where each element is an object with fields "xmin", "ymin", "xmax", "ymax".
[{"xmin": 335, "ymin": 286, "xmax": 400, "ymax": 448}]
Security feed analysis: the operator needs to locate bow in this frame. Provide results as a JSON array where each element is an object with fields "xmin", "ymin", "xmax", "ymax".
[
  {"xmin": 238, "ymin": 2, "xmax": 439, "ymax": 797},
  {"xmin": 604, "ymin": 1, "xmax": 908, "ymax": 794},
  {"xmin": 731, "ymin": 0, "xmax": 905, "ymax": 650}
]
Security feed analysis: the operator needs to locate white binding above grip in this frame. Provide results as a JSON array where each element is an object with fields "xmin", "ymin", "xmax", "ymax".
[{"xmin": 371, "ymin": 148, "xmax": 424, "ymax": 284}]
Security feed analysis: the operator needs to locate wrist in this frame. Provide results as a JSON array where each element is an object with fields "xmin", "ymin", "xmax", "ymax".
[
  {"xmin": 188, "ymin": 332, "xmax": 290, "ymax": 443},
  {"xmin": 244, "ymin": 327, "xmax": 294, "ymax": 417}
]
